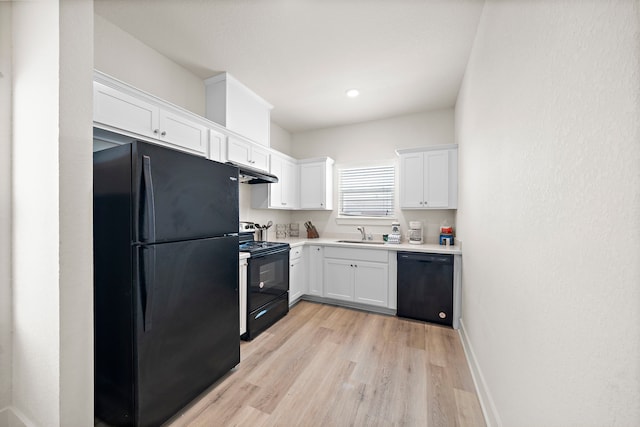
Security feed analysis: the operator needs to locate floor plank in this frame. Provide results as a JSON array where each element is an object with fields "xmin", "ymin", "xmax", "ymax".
[{"xmin": 166, "ymin": 301, "xmax": 485, "ymax": 427}]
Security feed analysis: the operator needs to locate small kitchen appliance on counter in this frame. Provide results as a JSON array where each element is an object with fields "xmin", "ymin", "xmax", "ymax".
[
  {"xmin": 408, "ymin": 221, "xmax": 423, "ymax": 244},
  {"xmin": 388, "ymin": 222, "xmax": 401, "ymax": 244},
  {"xmin": 439, "ymin": 225, "xmax": 454, "ymax": 246}
]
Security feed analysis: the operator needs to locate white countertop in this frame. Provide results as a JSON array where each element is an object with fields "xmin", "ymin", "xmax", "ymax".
[{"xmin": 268, "ymin": 237, "xmax": 462, "ymax": 255}]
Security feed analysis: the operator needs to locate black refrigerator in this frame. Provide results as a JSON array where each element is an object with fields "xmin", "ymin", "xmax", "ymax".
[{"xmin": 93, "ymin": 140, "xmax": 240, "ymax": 426}]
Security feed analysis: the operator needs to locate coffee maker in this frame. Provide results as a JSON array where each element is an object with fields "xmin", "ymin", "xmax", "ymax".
[{"xmin": 408, "ymin": 221, "xmax": 423, "ymax": 244}]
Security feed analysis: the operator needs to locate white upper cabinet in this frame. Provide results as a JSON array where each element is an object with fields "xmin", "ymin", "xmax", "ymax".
[
  {"xmin": 208, "ymin": 129, "xmax": 226, "ymax": 163},
  {"xmin": 94, "ymin": 82, "xmax": 159, "ymax": 140},
  {"xmin": 205, "ymin": 73, "xmax": 273, "ymax": 147},
  {"xmin": 299, "ymin": 157, "xmax": 334, "ymax": 210},
  {"xmin": 251, "ymin": 151, "xmax": 299, "ymax": 210},
  {"xmin": 93, "ymin": 77, "xmax": 209, "ymax": 157},
  {"xmin": 157, "ymin": 109, "xmax": 208, "ymax": 155},
  {"xmin": 227, "ymin": 136, "xmax": 270, "ymax": 172},
  {"xmin": 397, "ymin": 145, "xmax": 458, "ymax": 209}
]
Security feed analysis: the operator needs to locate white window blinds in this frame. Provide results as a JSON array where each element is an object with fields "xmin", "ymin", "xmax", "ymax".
[{"xmin": 339, "ymin": 166, "xmax": 395, "ymax": 217}]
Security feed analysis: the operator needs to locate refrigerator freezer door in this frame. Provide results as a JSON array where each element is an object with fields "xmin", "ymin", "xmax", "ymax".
[
  {"xmin": 134, "ymin": 235, "xmax": 240, "ymax": 426},
  {"xmin": 133, "ymin": 141, "xmax": 239, "ymax": 244}
]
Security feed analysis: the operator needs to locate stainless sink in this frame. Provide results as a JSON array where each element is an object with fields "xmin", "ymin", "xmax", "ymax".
[{"xmin": 336, "ymin": 240, "xmax": 387, "ymax": 245}]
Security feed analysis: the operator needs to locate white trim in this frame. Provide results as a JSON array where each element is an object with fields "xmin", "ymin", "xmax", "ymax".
[
  {"xmin": 298, "ymin": 156, "xmax": 334, "ymax": 165},
  {"xmin": 335, "ymin": 216, "xmax": 398, "ymax": 225},
  {"xmin": 458, "ymin": 318, "xmax": 502, "ymax": 427},
  {"xmin": 0, "ymin": 406, "xmax": 29, "ymax": 427},
  {"xmin": 395, "ymin": 143, "xmax": 458, "ymax": 156},
  {"xmin": 204, "ymin": 72, "xmax": 273, "ymax": 109}
]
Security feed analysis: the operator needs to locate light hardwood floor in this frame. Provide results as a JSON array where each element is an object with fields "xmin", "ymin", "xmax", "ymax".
[{"xmin": 166, "ymin": 301, "xmax": 486, "ymax": 427}]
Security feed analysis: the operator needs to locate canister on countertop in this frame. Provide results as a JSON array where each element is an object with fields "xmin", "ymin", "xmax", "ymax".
[
  {"xmin": 289, "ymin": 223, "xmax": 299, "ymax": 237},
  {"xmin": 439, "ymin": 234, "xmax": 454, "ymax": 245},
  {"xmin": 439, "ymin": 223, "xmax": 454, "ymax": 246}
]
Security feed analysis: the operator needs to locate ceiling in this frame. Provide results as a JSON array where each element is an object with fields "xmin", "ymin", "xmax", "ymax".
[{"xmin": 94, "ymin": 0, "xmax": 485, "ymax": 133}]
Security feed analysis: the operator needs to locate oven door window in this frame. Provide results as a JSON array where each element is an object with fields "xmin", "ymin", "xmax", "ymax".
[{"xmin": 248, "ymin": 250, "xmax": 289, "ymax": 312}]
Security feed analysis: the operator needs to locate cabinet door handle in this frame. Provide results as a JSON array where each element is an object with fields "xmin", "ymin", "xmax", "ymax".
[
  {"xmin": 153, "ymin": 129, "xmax": 159, "ymax": 134},
  {"xmin": 419, "ymin": 201, "xmax": 423, "ymax": 205},
  {"xmin": 161, "ymin": 131, "xmax": 166, "ymax": 136}
]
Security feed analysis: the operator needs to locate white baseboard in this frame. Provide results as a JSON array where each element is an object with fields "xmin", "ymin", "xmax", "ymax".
[
  {"xmin": 458, "ymin": 318, "xmax": 502, "ymax": 427},
  {"xmin": 0, "ymin": 407, "xmax": 28, "ymax": 427}
]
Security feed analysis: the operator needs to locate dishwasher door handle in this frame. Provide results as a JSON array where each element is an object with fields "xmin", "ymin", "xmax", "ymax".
[{"xmin": 398, "ymin": 252, "xmax": 453, "ymax": 264}]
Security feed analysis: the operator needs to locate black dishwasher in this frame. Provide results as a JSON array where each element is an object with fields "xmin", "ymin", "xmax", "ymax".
[{"xmin": 397, "ymin": 252, "xmax": 454, "ymax": 326}]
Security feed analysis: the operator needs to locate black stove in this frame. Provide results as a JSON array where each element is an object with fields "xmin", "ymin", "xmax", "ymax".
[
  {"xmin": 239, "ymin": 232, "xmax": 289, "ymax": 257},
  {"xmin": 238, "ymin": 230, "xmax": 290, "ymax": 340}
]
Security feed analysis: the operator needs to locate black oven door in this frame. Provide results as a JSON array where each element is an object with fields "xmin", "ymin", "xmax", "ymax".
[{"xmin": 247, "ymin": 248, "xmax": 290, "ymax": 313}]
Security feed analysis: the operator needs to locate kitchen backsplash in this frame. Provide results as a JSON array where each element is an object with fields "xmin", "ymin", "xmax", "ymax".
[
  {"xmin": 238, "ymin": 185, "xmax": 291, "ymax": 231},
  {"xmin": 241, "ymin": 182, "xmax": 455, "ymax": 243},
  {"xmin": 289, "ymin": 210, "xmax": 455, "ymax": 243}
]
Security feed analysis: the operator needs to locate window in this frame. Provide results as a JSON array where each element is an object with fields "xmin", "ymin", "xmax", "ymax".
[{"xmin": 339, "ymin": 166, "xmax": 395, "ymax": 217}]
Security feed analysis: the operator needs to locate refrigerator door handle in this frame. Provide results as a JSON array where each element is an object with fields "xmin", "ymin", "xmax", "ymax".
[
  {"xmin": 142, "ymin": 155, "xmax": 157, "ymax": 243},
  {"xmin": 140, "ymin": 245, "xmax": 156, "ymax": 332}
]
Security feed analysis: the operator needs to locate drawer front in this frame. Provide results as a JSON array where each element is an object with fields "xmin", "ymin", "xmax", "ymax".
[
  {"xmin": 324, "ymin": 247, "xmax": 388, "ymax": 263},
  {"xmin": 290, "ymin": 246, "xmax": 303, "ymax": 260}
]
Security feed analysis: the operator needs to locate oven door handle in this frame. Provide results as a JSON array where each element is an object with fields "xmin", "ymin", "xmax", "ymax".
[{"xmin": 248, "ymin": 247, "xmax": 290, "ymax": 258}]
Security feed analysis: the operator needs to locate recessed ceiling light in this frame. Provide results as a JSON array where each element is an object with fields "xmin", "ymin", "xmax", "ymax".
[{"xmin": 345, "ymin": 89, "xmax": 360, "ymax": 98}]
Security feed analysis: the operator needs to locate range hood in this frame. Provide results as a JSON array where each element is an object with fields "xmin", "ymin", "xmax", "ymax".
[{"xmin": 227, "ymin": 162, "xmax": 279, "ymax": 184}]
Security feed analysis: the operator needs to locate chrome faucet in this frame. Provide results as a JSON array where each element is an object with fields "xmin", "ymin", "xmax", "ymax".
[{"xmin": 357, "ymin": 226, "xmax": 366, "ymax": 240}]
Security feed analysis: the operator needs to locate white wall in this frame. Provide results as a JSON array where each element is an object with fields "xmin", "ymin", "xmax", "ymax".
[
  {"xmin": 9, "ymin": 1, "xmax": 94, "ymax": 426},
  {"xmin": 455, "ymin": 2, "xmax": 640, "ymax": 426},
  {"xmin": 94, "ymin": 14, "xmax": 206, "ymax": 116},
  {"xmin": 270, "ymin": 122, "xmax": 292, "ymax": 155},
  {"xmin": 94, "ymin": 14, "xmax": 296, "ymax": 235},
  {"xmin": 0, "ymin": 2, "xmax": 12, "ymax": 421},
  {"xmin": 12, "ymin": 2, "xmax": 61, "ymax": 423},
  {"xmin": 58, "ymin": 0, "xmax": 94, "ymax": 425},
  {"xmin": 290, "ymin": 110, "xmax": 456, "ymax": 241}
]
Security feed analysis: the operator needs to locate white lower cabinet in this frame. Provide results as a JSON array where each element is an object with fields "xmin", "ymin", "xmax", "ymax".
[
  {"xmin": 239, "ymin": 257, "xmax": 248, "ymax": 336},
  {"xmin": 353, "ymin": 261, "xmax": 388, "ymax": 307},
  {"xmin": 289, "ymin": 246, "xmax": 306, "ymax": 305},
  {"xmin": 322, "ymin": 247, "xmax": 389, "ymax": 308},
  {"xmin": 323, "ymin": 259, "xmax": 355, "ymax": 301},
  {"xmin": 307, "ymin": 245, "xmax": 324, "ymax": 297}
]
